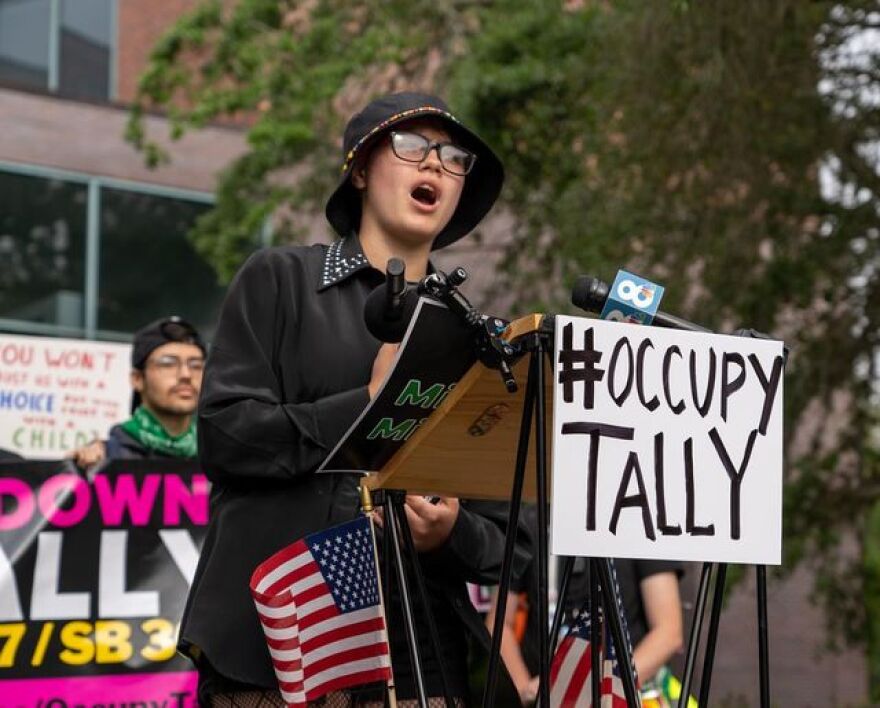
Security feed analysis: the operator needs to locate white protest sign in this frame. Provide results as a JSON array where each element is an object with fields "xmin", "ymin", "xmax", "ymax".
[
  {"xmin": 551, "ymin": 316, "xmax": 784, "ymax": 565},
  {"xmin": 0, "ymin": 334, "xmax": 132, "ymax": 459}
]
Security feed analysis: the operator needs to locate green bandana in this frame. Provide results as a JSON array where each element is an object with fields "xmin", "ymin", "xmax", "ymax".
[{"xmin": 121, "ymin": 406, "xmax": 197, "ymax": 459}]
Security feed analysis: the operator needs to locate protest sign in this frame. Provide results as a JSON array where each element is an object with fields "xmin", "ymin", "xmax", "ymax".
[
  {"xmin": 0, "ymin": 335, "xmax": 131, "ymax": 459},
  {"xmin": 0, "ymin": 459, "xmax": 208, "ymax": 705},
  {"xmin": 551, "ymin": 316, "xmax": 785, "ymax": 565}
]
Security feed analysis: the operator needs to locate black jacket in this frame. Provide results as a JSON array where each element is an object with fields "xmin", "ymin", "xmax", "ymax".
[
  {"xmin": 179, "ymin": 239, "xmax": 529, "ymax": 699},
  {"xmin": 104, "ymin": 424, "xmax": 196, "ymax": 460}
]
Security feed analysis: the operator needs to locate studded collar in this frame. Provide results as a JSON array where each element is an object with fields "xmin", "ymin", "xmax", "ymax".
[
  {"xmin": 317, "ymin": 236, "xmax": 372, "ymax": 291},
  {"xmin": 317, "ymin": 235, "xmax": 438, "ymax": 291}
]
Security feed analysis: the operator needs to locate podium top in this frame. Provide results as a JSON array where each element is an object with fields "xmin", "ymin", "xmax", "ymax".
[{"xmin": 365, "ymin": 313, "xmax": 550, "ymax": 501}]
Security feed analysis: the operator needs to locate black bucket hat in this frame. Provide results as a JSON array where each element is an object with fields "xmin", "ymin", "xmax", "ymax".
[{"xmin": 325, "ymin": 92, "xmax": 504, "ymax": 250}]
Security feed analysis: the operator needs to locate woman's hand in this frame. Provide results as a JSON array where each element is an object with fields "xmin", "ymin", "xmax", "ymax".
[
  {"xmin": 368, "ymin": 342, "xmax": 400, "ymax": 398},
  {"xmin": 401, "ymin": 495, "xmax": 460, "ymax": 552},
  {"xmin": 373, "ymin": 495, "xmax": 460, "ymax": 552}
]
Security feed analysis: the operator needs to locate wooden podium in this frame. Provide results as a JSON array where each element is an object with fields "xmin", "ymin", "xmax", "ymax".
[
  {"xmin": 365, "ymin": 314, "xmax": 551, "ymax": 502},
  {"xmin": 359, "ymin": 313, "xmax": 641, "ymax": 708},
  {"xmin": 353, "ymin": 299, "xmax": 779, "ymax": 708}
]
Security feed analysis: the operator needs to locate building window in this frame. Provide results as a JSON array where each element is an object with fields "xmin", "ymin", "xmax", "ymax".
[
  {"xmin": 0, "ymin": 0, "xmax": 51, "ymax": 91},
  {"xmin": 59, "ymin": 0, "xmax": 112, "ymax": 100},
  {"xmin": 0, "ymin": 170, "xmax": 87, "ymax": 330},
  {"xmin": 0, "ymin": 0, "xmax": 113, "ymax": 100},
  {"xmin": 0, "ymin": 165, "xmax": 232, "ymax": 342},
  {"xmin": 98, "ymin": 187, "xmax": 223, "ymax": 339}
]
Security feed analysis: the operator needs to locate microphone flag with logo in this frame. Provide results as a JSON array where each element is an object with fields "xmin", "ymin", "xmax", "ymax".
[
  {"xmin": 599, "ymin": 270, "xmax": 665, "ymax": 325},
  {"xmin": 250, "ymin": 516, "xmax": 392, "ymax": 707}
]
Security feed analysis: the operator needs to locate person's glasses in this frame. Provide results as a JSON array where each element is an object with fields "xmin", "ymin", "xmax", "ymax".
[
  {"xmin": 148, "ymin": 355, "xmax": 205, "ymax": 374},
  {"xmin": 390, "ymin": 131, "xmax": 476, "ymax": 176}
]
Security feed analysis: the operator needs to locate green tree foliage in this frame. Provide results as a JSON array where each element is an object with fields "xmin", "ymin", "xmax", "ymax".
[{"xmin": 129, "ymin": 0, "xmax": 880, "ymax": 693}]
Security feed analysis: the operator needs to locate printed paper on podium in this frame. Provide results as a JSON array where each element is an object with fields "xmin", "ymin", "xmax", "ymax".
[{"xmin": 318, "ymin": 299, "xmax": 548, "ymax": 501}]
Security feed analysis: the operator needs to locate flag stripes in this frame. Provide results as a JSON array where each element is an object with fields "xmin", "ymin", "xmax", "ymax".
[{"xmin": 250, "ymin": 516, "xmax": 392, "ymax": 707}]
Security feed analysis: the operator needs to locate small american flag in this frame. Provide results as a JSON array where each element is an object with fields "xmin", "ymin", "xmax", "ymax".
[
  {"xmin": 600, "ymin": 619, "xmax": 628, "ymax": 708},
  {"xmin": 549, "ymin": 607, "xmax": 628, "ymax": 708},
  {"xmin": 250, "ymin": 516, "xmax": 392, "ymax": 707}
]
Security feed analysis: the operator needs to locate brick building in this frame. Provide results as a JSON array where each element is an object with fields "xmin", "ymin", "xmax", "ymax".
[
  {"xmin": 0, "ymin": 0, "xmax": 248, "ymax": 342},
  {"xmin": 0, "ymin": 2, "xmax": 868, "ymax": 705}
]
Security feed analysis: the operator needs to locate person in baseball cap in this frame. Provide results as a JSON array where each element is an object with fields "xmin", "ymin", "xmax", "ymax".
[{"xmin": 71, "ymin": 316, "xmax": 206, "ymax": 465}]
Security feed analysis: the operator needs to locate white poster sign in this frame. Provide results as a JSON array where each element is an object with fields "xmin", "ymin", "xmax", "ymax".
[
  {"xmin": 551, "ymin": 316, "xmax": 784, "ymax": 565},
  {"xmin": 0, "ymin": 334, "xmax": 132, "ymax": 459}
]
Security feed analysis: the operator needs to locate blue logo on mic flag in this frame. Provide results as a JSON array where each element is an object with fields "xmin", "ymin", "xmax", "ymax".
[{"xmin": 599, "ymin": 270, "xmax": 665, "ymax": 325}]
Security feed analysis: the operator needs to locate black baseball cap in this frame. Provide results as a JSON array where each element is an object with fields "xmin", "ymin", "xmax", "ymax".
[
  {"xmin": 131, "ymin": 316, "xmax": 206, "ymax": 369},
  {"xmin": 325, "ymin": 91, "xmax": 504, "ymax": 250},
  {"xmin": 130, "ymin": 316, "xmax": 206, "ymax": 412}
]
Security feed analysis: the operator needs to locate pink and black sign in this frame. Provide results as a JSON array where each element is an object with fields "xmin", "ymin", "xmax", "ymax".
[{"xmin": 0, "ymin": 459, "xmax": 208, "ymax": 706}]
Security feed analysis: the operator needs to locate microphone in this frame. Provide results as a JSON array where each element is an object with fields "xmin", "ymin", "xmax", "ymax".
[
  {"xmin": 364, "ymin": 258, "xmax": 418, "ymax": 343},
  {"xmin": 385, "ymin": 257, "xmax": 407, "ymax": 318},
  {"xmin": 571, "ymin": 275, "xmax": 712, "ymax": 333}
]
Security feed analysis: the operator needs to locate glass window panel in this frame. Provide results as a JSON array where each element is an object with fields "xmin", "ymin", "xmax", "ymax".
[
  {"xmin": 0, "ymin": 170, "xmax": 87, "ymax": 330},
  {"xmin": 59, "ymin": 0, "xmax": 111, "ymax": 100},
  {"xmin": 98, "ymin": 188, "xmax": 225, "ymax": 340},
  {"xmin": 0, "ymin": 0, "xmax": 50, "ymax": 90}
]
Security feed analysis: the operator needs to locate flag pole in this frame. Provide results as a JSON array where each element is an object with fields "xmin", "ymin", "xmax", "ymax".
[{"xmin": 361, "ymin": 483, "xmax": 398, "ymax": 708}]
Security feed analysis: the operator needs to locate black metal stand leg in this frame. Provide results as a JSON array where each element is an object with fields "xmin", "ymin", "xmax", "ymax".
[
  {"xmin": 534, "ymin": 336, "xmax": 550, "ymax": 708},
  {"xmin": 757, "ymin": 565, "xmax": 770, "ymax": 708},
  {"xmin": 381, "ymin": 490, "xmax": 392, "ymax": 601},
  {"xmin": 678, "ymin": 562, "xmax": 713, "ymax": 708},
  {"xmin": 596, "ymin": 558, "xmax": 640, "ymax": 707},
  {"xmin": 482, "ymin": 345, "xmax": 538, "ymax": 708},
  {"xmin": 391, "ymin": 492, "xmax": 455, "ymax": 708},
  {"xmin": 385, "ymin": 494, "xmax": 429, "ymax": 708},
  {"xmin": 589, "ymin": 560, "xmax": 601, "ymax": 708},
  {"xmin": 549, "ymin": 556, "xmax": 575, "ymax": 658},
  {"xmin": 698, "ymin": 562, "xmax": 727, "ymax": 706},
  {"xmin": 378, "ymin": 490, "xmax": 393, "ymax": 708}
]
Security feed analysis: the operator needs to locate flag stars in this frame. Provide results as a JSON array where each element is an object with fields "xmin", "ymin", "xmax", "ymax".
[{"xmin": 307, "ymin": 518, "xmax": 382, "ymax": 614}]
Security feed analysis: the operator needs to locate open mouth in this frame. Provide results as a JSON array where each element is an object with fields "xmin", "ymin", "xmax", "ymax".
[{"xmin": 411, "ymin": 184, "xmax": 438, "ymax": 206}]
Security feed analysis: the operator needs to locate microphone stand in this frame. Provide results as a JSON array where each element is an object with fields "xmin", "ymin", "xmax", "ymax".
[{"xmin": 418, "ymin": 267, "xmax": 522, "ymax": 392}]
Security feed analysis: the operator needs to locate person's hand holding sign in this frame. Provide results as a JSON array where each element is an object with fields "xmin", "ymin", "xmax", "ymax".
[{"xmin": 68, "ymin": 439, "xmax": 107, "ymax": 469}]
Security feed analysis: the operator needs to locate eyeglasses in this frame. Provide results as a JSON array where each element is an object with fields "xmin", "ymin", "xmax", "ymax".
[
  {"xmin": 147, "ymin": 355, "xmax": 206, "ymax": 374},
  {"xmin": 390, "ymin": 131, "xmax": 476, "ymax": 176}
]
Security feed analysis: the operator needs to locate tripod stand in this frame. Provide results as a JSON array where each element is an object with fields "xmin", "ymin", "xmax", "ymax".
[
  {"xmin": 675, "ymin": 562, "xmax": 771, "ymax": 708},
  {"xmin": 480, "ymin": 322, "xmax": 641, "ymax": 708}
]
